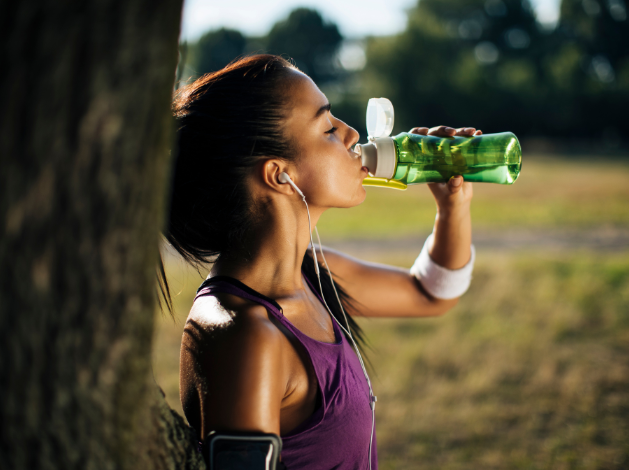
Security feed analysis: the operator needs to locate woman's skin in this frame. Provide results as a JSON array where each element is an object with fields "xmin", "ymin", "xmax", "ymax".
[{"xmin": 180, "ymin": 69, "xmax": 481, "ymax": 441}]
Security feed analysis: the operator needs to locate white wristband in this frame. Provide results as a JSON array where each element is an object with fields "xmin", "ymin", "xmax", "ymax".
[{"xmin": 410, "ymin": 233, "xmax": 475, "ymax": 300}]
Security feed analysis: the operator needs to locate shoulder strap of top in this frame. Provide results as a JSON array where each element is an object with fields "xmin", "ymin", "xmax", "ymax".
[
  {"xmin": 196, "ymin": 273, "xmax": 326, "ymax": 315},
  {"xmin": 195, "ymin": 276, "xmax": 283, "ymax": 316},
  {"xmin": 197, "ymin": 274, "xmax": 344, "ymax": 346}
]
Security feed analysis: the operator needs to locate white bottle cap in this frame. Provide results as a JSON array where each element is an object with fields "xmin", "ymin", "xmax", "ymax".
[
  {"xmin": 355, "ymin": 138, "xmax": 396, "ymax": 179},
  {"xmin": 371, "ymin": 137, "xmax": 396, "ymax": 178},
  {"xmin": 367, "ymin": 98, "xmax": 394, "ymax": 138}
]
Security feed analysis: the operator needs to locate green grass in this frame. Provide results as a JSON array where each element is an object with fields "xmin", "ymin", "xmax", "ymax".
[
  {"xmin": 361, "ymin": 252, "xmax": 629, "ymax": 469},
  {"xmin": 152, "ymin": 156, "xmax": 629, "ymax": 469}
]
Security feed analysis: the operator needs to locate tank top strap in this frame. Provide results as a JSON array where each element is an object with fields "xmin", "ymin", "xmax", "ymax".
[
  {"xmin": 196, "ymin": 273, "xmax": 325, "ymax": 310},
  {"xmin": 195, "ymin": 276, "xmax": 284, "ymax": 318},
  {"xmin": 195, "ymin": 274, "xmax": 343, "ymax": 345}
]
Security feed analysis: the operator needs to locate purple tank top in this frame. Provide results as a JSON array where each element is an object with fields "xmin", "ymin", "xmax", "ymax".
[{"xmin": 194, "ymin": 274, "xmax": 378, "ymax": 470}]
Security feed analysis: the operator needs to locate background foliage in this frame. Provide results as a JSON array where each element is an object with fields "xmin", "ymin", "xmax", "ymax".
[{"xmin": 179, "ymin": 0, "xmax": 628, "ymax": 145}]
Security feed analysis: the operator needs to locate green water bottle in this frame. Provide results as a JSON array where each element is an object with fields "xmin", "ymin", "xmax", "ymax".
[{"xmin": 355, "ymin": 98, "xmax": 522, "ymax": 190}]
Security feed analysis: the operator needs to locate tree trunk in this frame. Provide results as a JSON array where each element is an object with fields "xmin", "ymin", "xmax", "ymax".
[{"xmin": 0, "ymin": 1, "xmax": 204, "ymax": 468}]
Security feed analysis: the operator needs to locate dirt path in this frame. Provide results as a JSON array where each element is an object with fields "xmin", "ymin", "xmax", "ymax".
[{"xmin": 162, "ymin": 227, "xmax": 629, "ymax": 265}]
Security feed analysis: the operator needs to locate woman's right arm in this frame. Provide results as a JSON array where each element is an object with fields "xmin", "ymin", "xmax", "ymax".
[{"xmin": 180, "ymin": 300, "xmax": 287, "ymax": 439}]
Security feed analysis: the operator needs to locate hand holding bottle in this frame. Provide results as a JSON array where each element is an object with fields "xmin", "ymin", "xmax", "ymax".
[
  {"xmin": 406, "ymin": 125, "xmax": 478, "ymax": 271},
  {"xmin": 408, "ymin": 126, "xmax": 479, "ymax": 213},
  {"xmin": 408, "ymin": 125, "xmax": 482, "ymax": 138}
]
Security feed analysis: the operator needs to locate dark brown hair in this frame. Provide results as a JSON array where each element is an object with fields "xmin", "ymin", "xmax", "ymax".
[{"xmin": 169, "ymin": 55, "xmax": 298, "ymax": 264}]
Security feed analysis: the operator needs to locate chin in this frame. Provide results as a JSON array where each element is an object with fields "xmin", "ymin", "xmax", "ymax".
[
  {"xmin": 358, "ymin": 186, "xmax": 367, "ymax": 203},
  {"xmin": 327, "ymin": 179, "xmax": 367, "ymax": 208},
  {"xmin": 348, "ymin": 186, "xmax": 367, "ymax": 207}
]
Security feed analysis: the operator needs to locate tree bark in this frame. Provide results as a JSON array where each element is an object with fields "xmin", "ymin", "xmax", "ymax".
[{"xmin": 0, "ymin": 1, "xmax": 204, "ymax": 468}]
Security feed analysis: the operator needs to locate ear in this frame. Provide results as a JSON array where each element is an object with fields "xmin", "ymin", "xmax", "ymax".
[{"xmin": 259, "ymin": 159, "xmax": 295, "ymax": 195}]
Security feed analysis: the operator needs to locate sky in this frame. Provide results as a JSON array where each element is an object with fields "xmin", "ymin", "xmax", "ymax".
[{"xmin": 180, "ymin": 0, "xmax": 562, "ymax": 41}]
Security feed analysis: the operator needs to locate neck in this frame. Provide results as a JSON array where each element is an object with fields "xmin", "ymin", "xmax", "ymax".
[{"xmin": 210, "ymin": 196, "xmax": 323, "ymax": 301}]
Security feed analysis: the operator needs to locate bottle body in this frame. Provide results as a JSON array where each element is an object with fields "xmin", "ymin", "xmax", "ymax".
[{"xmin": 362, "ymin": 132, "xmax": 522, "ymax": 190}]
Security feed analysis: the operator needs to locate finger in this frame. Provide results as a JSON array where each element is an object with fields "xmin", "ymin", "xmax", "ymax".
[
  {"xmin": 428, "ymin": 125, "xmax": 456, "ymax": 137},
  {"xmin": 474, "ymin": 130, "xmax": 483, "ymax": 135},
  {"xmin": 409, "ymin": 127, "xmax": 429, "ymax": 135},
  {"xmin": 449, "ymin": 175, "xmax": 463, "ymax": 192},
  {"xmin": 426, "ymin": 182, "xmax": 447, "ymax": 195},
  {"xmin": 454, "ymin": 127, "xmax": 476, "ymax": 136}
]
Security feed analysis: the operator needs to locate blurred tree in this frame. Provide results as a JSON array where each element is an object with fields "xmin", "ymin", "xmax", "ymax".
[
  {"xmin": 362, "ymin": 0, "xmax": 549, "ymax": 135},
  {"xmin": 560, "ymin": 0, "xmax": 629, "ymax": 63},
  {"xmin": 188, "ymin": 9, "xmax": 345, "ymax": 86},
  {"xmin": 1, "ymin": 0, "xmax": 204, "ymax": 468},
  {"xmin": 553, "ymin": 0, "xmax": 629, "ymax": 140},
  {"xmin": 183, "ymin": 3, "xmax": 627, "ymax": 142},
  {"xmin": 267, "ymin": 8, "xmax": 343, "ymax": 84},
  {"xmin": 192, "ymin": 28, "xmax": 247, "ymax": 75},
  {"xmin": 360, "ymin": 0, "xmax": 628, "ymax": 141}
]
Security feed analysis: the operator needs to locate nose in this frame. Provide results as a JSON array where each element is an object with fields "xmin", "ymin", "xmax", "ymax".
[{"xmin": 345, "ymin": 124, "xmax": 360, "ymax": 151}]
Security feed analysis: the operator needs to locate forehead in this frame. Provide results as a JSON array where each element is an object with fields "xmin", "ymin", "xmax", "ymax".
[{"xmin": 283, "ymin": 71, "xmax": 328, "ymax": 126}]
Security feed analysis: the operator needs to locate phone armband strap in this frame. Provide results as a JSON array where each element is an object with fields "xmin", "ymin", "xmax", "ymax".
[{"xmin": 203, "ymin": 431, "xmax": 286, "ymax": 470}]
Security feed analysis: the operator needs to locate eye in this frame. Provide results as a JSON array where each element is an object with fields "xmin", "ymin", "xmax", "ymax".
[{"xmin": 325, "ymin": 126, "xmax": 338, "ymax": 134}]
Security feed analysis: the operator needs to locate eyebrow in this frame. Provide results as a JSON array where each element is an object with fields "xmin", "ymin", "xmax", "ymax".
[{"xmin": 314, "ymin": 103, "xmax": 331, "ymax": 120}]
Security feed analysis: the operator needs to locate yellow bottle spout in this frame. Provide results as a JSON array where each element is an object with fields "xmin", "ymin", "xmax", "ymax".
[{"xmin": 362, "ymin": 177, "xmax": 408, "ymax": 190}]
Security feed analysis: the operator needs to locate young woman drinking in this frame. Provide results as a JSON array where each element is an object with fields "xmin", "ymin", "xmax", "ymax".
[{"xmin": 165, "ymin": 54, "xmax": 479, "ymax": 469}]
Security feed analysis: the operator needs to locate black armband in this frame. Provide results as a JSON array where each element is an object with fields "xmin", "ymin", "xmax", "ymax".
[{"xmin": 203, "ymin": 431, "xmax": 286, "ymax": 470}]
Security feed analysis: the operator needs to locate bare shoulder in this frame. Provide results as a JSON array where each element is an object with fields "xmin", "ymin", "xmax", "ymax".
[
  {"xmin": 184, "ymin": 292, "xmax": 285, "ymax": 358},
  {"xmin": 181, "ymin": 293, "xmax": 288, "ymax": 434}
]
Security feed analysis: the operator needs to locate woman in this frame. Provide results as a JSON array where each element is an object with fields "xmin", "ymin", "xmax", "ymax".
[{"xmin": 166, "ymin": 54, "xmax": 478, "ymax": 469}]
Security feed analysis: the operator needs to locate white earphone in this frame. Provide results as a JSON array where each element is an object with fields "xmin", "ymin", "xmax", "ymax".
[
  {"xmin": 278, "ymin": 170, "xmax": 377, "ymax": 470},
  {"xmin": 278, "ymin": 171, "xmax": 304, "ymax": 198}
]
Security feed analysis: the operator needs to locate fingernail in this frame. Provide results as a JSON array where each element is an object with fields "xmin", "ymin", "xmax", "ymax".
[{"xmin": 451, "ymin": 176, "xmax": 462, "ymax": 187}]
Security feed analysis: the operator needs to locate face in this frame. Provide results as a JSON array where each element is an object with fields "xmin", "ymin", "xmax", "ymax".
[{"xmin": 281, "ymin": 71, "xmax": 367, "ymax": 209}]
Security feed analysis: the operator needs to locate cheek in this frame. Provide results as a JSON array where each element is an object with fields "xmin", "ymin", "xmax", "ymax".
[
  {"xmin": 299, "ymin": 158, "xmax": 337, "ymax": 198},
  {"xmin": 299, "ymin": 154, "xmax": 365, "ymax": 208}
]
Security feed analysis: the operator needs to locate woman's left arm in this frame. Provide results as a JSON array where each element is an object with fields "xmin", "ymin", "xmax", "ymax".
[{"xmin": 320, "ymin": 125, "xmax": 479, "ymax": 318}]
